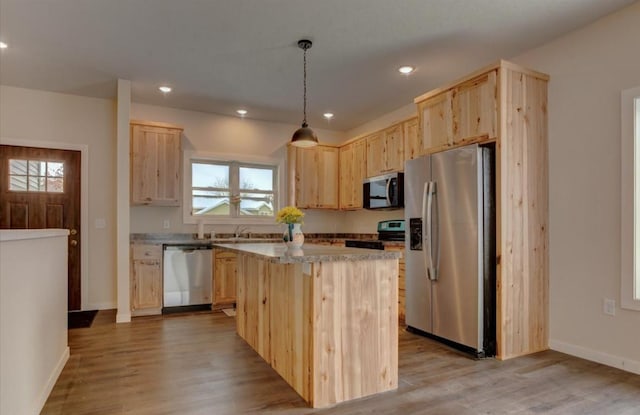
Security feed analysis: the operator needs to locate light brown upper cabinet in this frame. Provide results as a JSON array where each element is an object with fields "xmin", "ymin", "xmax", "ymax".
[
  {"xmin": 418, "ymin": 91, "xmax": 454, "ymax": 153},
  {"xmin": 452, "ymin": 70, "xmax": 497, "ymax": 145},
  {"xmin": 417, "ymin": 70, "xmax": 497, "ymax": 154},
  {"xmin": 287, "ymin": 144, "xmax": 339, "ymax": 209},
  {"xmin": 414, "ymin": 60, "xmax": 549, "ymax": 360},
  {"xmin": 366, "ymin": 124, "xmax": 404, "ymax": 177},
  {"xmin": 130, "ymin": 120, "xmax": 183, "ymax": 206},
  {"xmin": 403, "ymin": 117, "xmax": 420, "ymax": 161},
  {"xmin": 339, "ymin": 138, "xmax": 367, "ymax": 209}
]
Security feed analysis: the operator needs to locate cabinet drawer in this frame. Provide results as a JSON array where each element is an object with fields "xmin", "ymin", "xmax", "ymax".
[{"xmin": 132, "ymin": 244, "xmax": 162, "ymax": 260}]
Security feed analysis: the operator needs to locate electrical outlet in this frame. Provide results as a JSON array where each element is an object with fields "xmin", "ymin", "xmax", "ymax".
[
  {"xmin": 603, "ymin": 298, "xmax": 616, "ymax": 316},
  {"xmin": 163, "ymin": 219, "xmax": 170, "ymax": 229}
]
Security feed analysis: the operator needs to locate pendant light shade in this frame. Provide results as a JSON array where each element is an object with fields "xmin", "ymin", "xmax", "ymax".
[{"xmin": 291, "ymin": 39, "xmax": 318, "ymax": 147}]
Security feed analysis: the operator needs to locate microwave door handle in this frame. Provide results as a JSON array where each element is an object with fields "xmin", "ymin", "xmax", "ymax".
[
  {"xmin": 385, "ymin": 178, "xmax": 392, "ymax": 205},
  {"xmin": 422, "ymin": 181, "xmax": 431, "ymax": 280}
]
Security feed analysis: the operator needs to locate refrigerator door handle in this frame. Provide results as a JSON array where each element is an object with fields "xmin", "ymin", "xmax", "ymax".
[
  {"xmin": 421, "ymin": 181, "xmax": 431, "ymax": 279},
  {"xmin": 425, "ymin": 181, "xmax": 437, "ymax": 280},
  {"xmin": 432, "ymin": 181, "xmax": 440, "ymax": 281}
]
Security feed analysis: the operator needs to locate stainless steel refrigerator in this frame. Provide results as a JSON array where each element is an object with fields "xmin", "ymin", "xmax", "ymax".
[{"xmin": 404, "ymin": 143, "xmax": 496, "ymax": 357}]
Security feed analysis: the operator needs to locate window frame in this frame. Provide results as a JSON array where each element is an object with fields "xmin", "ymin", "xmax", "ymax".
[
  {"xmin": 621, "ymin": 86, "xmax": 640, "ymax": 311},
  {"xmin": 183, "ymin": 150, "xmax": 284, "ymax": 225}
]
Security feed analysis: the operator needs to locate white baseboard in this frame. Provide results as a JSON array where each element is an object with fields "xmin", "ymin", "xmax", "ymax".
[
  {"xmin": 31, "ymin": 346, "xmax": 69, "ymax": 415},
  {"xmin": 116, "ymin": 312, "xmax": 132, "ymax": 323},
  {"xmin": 550, "ymin": 339, "xmax": 640, "ymax": 375},
  {"xmin": 84, "ymin": 301, "xmax": 116, "ymax": 311}
]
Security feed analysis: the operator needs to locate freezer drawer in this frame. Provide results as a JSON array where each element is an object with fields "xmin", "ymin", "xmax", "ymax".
[{"xmin": 163, "ymin": 245, "xmax": 212, "ymax": 307}]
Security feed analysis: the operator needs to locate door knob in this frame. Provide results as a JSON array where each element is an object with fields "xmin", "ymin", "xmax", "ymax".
[
  {"xmin": 70, "ymin": 240, "xmax": 78, "ymax": 247},
  {"xmin": 70, "ymin": 229, "xmax": 78, "ymax": 235}
]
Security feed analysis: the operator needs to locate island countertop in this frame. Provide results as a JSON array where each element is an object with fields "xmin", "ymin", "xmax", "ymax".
[{"xmin": 212, "ymin": 242, "xmax": 401, "ymax": 264}]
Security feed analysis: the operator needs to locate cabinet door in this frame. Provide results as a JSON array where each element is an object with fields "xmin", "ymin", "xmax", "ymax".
[
  {"xmin": 366, "ymin": 132, "xmax": 385, "ymax": 177},
  {"xmin": 316, "ymin": 146, "xmax": 339, "ymax": 208},
  {"xmin": 214, "ymin": 252, "xmax": 237, "ymax": 305},
  {"xmin": 383, "ymin": 124, "xmax": 404, "ymax": 172},
  {"xmin": 339, "ymin": 144, "xmax": 354, "ymax": 209},
  {"xmin": 352, "ymin": 139, "xmax": 367, "ymax": 209},
  {"xmin": 452, "ymin": 70, "xmax": 497, "ymax": 144},
  {"xmin": 340, "ymin": 140, "xmax": 367, "ymax": 210},
  {"xmin": 294, "ymin": 147, "xmax": 319, "ymax": 208},
  {"xmin": 403, "ymin": 117, "xmax": 420, "ymax": 161},
  {"xmin": 419, "ymin": 91, "xmax": 453, "ymax": 153},
  {"xmin": 130, "ymin": 124, "xmax": 182, "ymax": 206},
  {"xmin": 131, "ymin": 260, "xmax": 162, "ymax": 311}
]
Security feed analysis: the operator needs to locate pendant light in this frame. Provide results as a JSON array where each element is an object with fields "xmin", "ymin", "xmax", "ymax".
[{"xmin": 290, "ymin": 39, "xmax": 319, "ymax": 147}]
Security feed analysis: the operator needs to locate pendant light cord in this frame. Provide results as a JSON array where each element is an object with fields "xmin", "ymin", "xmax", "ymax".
[{"xmin": 303, "ymin": 47, "xmax": 308, "ymax": 126}]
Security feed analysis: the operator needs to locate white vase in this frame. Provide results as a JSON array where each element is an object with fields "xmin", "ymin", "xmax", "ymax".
[{"xmin": 284, "ymin": 223, "xmax": 304, "ymax": 249}]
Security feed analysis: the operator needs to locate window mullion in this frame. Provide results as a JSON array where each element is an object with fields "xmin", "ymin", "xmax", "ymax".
[{"xmin": 230, "ymin": 162, "xmax": 240, "ymax": 218}]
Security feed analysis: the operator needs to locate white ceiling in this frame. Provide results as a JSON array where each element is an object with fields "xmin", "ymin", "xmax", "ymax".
[{"xmin": 0, "ymin": 0, "xmax": 635, "ymax": 131}]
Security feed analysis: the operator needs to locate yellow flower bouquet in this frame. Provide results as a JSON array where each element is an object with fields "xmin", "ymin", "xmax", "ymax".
[
  {"xmin": 275, "ymin": 206, "xmax": 304, "ymax": 224},
  {"xmin": 276, "ymin": 206, "xmax": 305, "ymax": 246}
]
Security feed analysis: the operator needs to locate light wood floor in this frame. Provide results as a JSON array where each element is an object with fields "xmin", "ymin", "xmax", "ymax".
[{"xmin": 42, "ymin": 310, "xmax": 640, "ymax": 415}]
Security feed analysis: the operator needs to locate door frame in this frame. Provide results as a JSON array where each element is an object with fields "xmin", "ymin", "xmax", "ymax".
[{"xmin": 0, "ymin": 137, "xmax": 90, "ymax": 310}]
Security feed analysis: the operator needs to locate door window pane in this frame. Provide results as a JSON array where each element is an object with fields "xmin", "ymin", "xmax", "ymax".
[{"xmin": 8, "ymin": 159, "xmax": 65, "ymax": 193}]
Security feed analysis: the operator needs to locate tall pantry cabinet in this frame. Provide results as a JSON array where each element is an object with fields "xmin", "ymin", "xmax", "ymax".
[{"xmin": 414, "ymin": 60, "xmax": 549, "ymax": 360}]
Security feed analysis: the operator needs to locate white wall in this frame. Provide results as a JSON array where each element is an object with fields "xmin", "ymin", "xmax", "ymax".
[
  {"xmin": 0, "ymin": 86, "xmax": 116, "ymax": 310},
  {"xmin": 130, "ymin": 103, "xmax": 349, "ymax": 234},
  {"xmin": 512, "ymin": 2, "xmax": 640, "ymax": 372},
  {"xmin": 0, "ymin": 230, "xmax": 70, "ymax": 415}
]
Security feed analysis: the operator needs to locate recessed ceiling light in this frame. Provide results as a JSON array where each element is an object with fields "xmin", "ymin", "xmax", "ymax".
[
  {"xmin": 323, "ymin": 113, "xmax": 334, "ymax": 120},
  {"xmin": 398, "ymin": 66, "xmax": 415, "ymax": 75},
  {"xmin": 158, "ymin": 86, "xmax": 172, "ymax": 93},
  {"xmin": 236, "ymin": 109, "xmax": 247, "ymax": 116},
  {"xmin": 0, "ymin": 42, "xmax": 8, "ymax": 49}
]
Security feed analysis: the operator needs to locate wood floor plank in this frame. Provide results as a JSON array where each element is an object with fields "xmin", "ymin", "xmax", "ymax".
[{"xmin": 41, "ymin": 310, "xmax": 640, "ymax": 415}]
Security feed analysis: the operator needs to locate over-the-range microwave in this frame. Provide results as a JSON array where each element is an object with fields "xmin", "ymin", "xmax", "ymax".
[{"xmin": 363, "ymin": 172, "xmax": 404, "ymax": 210}]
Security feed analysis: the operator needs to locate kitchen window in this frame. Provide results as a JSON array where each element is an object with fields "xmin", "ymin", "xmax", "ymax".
[
  {"xmin": 184, "ymin": 152, "xmax": 282, "ymax": 224},
  {"xmin": 621, "ymin": 86, "xmax": 640, "ymax": 311}
]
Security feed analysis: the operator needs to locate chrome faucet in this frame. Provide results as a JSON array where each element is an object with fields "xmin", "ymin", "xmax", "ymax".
[{"xmin": 234, "ymin": 225, "xmax": 249, "ymax": 238}]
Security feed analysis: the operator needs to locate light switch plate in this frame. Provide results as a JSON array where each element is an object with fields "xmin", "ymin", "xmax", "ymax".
[
  {"xmin": 163, "ymin": 219, "xmax": 170, "ymax": 229},
  {"xmin": 603, "ymin": 298, "xmax": 616, "ymax": 316}
]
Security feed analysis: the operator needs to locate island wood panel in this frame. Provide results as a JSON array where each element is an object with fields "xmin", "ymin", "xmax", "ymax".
[
  {"xmin": 236, "ymin": 255, "xmax": 270, "ymax": 361},
  {"xmin": 233, "ymin": 252, "xmax": 398, "ymax": 408},
  {"xmin": 268, "ymin": 262, "xmax": 313, "ymax": 401},
  {"xmin": 312, "ymin": 259, "xmax": 398, "ymax": 407},
  {"xmin": 497, "ymin": 68, "xmax": 548, "ymax": 360}
]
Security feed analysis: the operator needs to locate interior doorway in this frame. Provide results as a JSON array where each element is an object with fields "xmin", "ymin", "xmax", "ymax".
[{"xmin": 0, "ymin": 145, "xmax": 82, "ymax": 310}]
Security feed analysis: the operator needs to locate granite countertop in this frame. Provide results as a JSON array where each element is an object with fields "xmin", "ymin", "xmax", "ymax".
[
  {"xmin": 213, "ymin": 242, "xmax": 401, "ymax": 264},
  {"xmin": 130, "ymin": 233, "xmax": 405, "ymax": 247}
]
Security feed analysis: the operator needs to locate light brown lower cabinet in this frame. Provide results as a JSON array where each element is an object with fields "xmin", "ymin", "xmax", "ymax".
[
  {"xmin": 130, "ymin": 244, "xmax": 163, "ymax": 316},
  {"xmin": 385, "ymin": 246, "xmax": 406, "ymax": 322},
  {"xmin": 213, "ymin": 250, "xmax": 237, "ymax": 307}
]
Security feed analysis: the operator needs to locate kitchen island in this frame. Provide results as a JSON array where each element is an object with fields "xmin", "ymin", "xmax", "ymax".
[{"xmin": 213, "ymin": 242, "xmax": 400, "ymax": 408}]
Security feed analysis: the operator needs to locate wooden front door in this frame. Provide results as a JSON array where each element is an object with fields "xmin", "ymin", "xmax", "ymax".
[{"xmin": 0, "ymin": 145, "xmax": 81, "ymax": 310}]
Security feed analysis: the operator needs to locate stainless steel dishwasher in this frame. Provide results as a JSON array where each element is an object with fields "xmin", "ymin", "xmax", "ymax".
[{"xmin": 163, "ymin": 244, "xmax": 212, "ymax": 309}]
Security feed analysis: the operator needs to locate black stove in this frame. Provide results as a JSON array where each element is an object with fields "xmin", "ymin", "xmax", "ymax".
[
  {"xmin": 345, "ymin": 239, "xmax": 385, "ymax": 250},
  {"xmin": 345, "ymin": 220, "xmax": 405, "ymax": 250}
]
